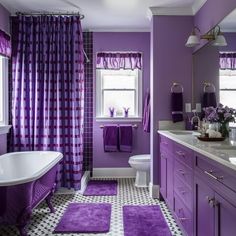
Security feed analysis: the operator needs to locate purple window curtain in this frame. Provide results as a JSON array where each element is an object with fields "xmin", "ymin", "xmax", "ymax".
[
  {"xmin": 96, "ymin": 52, "xmax": 142, "ymax": 70},
  {"xmin": 11, "ymin": 16, "xmax": 84, "ymax": 190},
  {"xmin": 220, "ymin": 53, "xmax": 236, "ymax": 70},
  {"xmin": 0, "ymin": 29, "xmax": 11, "ymax": 57}
]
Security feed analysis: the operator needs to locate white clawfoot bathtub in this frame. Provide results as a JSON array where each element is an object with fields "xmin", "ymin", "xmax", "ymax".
[{"xmin": 0, "ymin": 151, "xmax": 63, "ymax": 236}]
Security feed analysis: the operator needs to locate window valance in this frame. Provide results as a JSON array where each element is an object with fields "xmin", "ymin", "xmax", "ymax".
[
  {"xmin": 220, "ymin": 53, "xmax": 236, "ymax": 70},
  {"xmin": 96, "ymin": 52, "xmax": 142, "ymax": 70}
]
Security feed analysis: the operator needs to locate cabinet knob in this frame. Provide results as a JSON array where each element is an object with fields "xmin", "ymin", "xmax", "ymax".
[
  {"xmin": 204, "ymin": 170, "xmax": 224, "ymax": 181},
  {"xmin": 178, "ymin": 169, "xmax": 185, "ymax": 175},
  {"xmin": 179, "ymin": 217, "xmax": 188, "ymax": 221}
]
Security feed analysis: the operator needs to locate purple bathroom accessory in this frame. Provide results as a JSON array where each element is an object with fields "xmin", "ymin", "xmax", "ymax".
[
  {"xmin": 0, "ymin": 152, "xmax": 63, "ymax": 236},
  {"xmin": 123, "ymin": 205, "xmax": 171, "ymax": 236},
  {"xmin": 123, "ymin": 107, "xmax": 130, "ymax": 117},
  {"xmin": 54, "ymin": 203, "xmax": 112, "ymax": 233},
  {"xmin": 109, "ymin": 107, "xmax": 115, "ymax": 117},
  {"xmin": 83, "ymin": 180, "xmax": 118, "ymax": 196}
]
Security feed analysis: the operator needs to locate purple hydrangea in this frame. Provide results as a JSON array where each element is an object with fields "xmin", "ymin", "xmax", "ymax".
[{"xmin": 204, "ymin": 104, "xmax": 235, "ymax": 124}]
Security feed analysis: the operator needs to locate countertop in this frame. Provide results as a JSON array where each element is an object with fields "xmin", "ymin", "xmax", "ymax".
[{"xmin": 158, "ymin": 130, "xmax": 236, "ymax": 172}]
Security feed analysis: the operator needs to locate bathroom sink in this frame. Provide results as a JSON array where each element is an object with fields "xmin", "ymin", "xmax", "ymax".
[{"xmin": 169, "ymin": 130, "xmax": 200, "ymax": 136}]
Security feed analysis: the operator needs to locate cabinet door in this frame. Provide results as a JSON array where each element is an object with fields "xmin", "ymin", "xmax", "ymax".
[
  {"xmin": 194, "ymin": 176, "xmax": 215, "ymax": 236},
  {"xmin": 166, "ymin": 155, "xmax": 173, "ymax": 209},
  {"xmin": 160, "ymin": 152, "xmax": 167, "ymax": 199},
  {"xmin": 215, "ymin": 193, "xmax": 236, "ymax": 236}
]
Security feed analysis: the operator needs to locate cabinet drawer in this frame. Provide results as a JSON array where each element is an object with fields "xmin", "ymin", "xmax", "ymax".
[
  {"xmin": 196, "ymin": 153, "xmax": 236, "ymax": 193},
  {"xmin": 174, "ymin": 194, "xmax": 193, "ymax": 236},
  {"xmin": 174, "ymin": 143, "xmax": 193, "ymax": 168},
  {"xmin": 160, "ymin": 135, "xmax": 173, "ymax": 152},
  {"xmin": 174, "ymin": 160, "xmax": 193, "ymax": 189},
  {"xmin": 174, "ymin": 175, "xmax": 192, "ymax": 212}
]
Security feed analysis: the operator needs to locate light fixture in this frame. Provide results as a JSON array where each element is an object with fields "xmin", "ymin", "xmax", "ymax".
[
  {"xmin": 185, "ymin": 26, "xmax": 200, "ymax": 47},
  {"xmin": 185, "ymin": 25, "xmax": 227, "ymax": 48}
]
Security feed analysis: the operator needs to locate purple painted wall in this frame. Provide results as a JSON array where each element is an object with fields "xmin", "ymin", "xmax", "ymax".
[
  {"xmin": 224, "ymin": 33, "xmax": 236, "ymax": 52},
  {"xmin": 193, "ymin": 44, "xmax": 219, "ymax": 104},
  {"xmin": 93, "ymin": 32, "xmax": 150, "ymax": 168},
  {"xmin": 194, "ymin": 0, "xmax": 236, "ymax": 52},
  {"xmin": 0, "ymin": 3, "xmax": 10, "ymax": 33},
  {"xmin": 0, "ymin": 4, "xmax": 10, "ymax": 155},
  {"xmin": 151, "ymin": 16, "xmax": 193, "ymax": 185}
]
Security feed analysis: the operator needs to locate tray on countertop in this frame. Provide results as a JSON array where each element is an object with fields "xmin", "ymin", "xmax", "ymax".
[{"xmin": 197, "ymin": 136, "xmax": 225, "ymax": 142}]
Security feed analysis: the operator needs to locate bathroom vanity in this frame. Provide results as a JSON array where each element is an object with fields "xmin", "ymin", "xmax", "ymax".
[{"xmin": 158, "ymin": 130, "xmax": 236, "ymax": 236}]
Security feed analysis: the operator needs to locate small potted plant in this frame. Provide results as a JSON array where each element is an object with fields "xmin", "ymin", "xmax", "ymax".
[
  {"xmin": 204, "ymin": 104, "xmax": 235, "ymax": 137},
  {"xmin": 109, "ymin": 107, "xmax": 115, "ymax": 117},
  {"xmin": 123, "ymin": 107, "xmax": 130, "ymax": 118}
]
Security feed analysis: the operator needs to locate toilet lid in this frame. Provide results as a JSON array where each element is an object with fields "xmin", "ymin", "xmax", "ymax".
[{"xmin": 129, "ymin": 154, "xmax": 150, "ymax": 162}]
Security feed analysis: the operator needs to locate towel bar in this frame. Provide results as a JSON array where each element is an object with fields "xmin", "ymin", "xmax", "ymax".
[
  {"xmin": 171, "ymin": 82, "xmax": 184, "ymax": 93},
  {"xmin": 100, "ymin": 124, "xmax": 138, "ymax": 129},
  {"xmin": 203, "ymin": 82, "xmax": 216, "ymax": 93}
]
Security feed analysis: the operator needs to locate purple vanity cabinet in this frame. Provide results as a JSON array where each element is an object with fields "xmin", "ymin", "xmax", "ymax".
[
  {"xmin": 160, "ymin": 135, "xmax": 174, "ymax": 210},
  {"xmin": 173, "ymin": 142, "xmax": 194, "ymax": 236},
  {"xmin": 194, "ymin": 153, "xmax": 236, "ymax": 236}
]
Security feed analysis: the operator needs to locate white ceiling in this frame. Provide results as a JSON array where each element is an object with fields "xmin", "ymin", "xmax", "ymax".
[
  {"xmin": 219, "ymin": 8, "xmax": 236, "ymax": 32},
  {"xmin": 0, "ymin": 0, "xmax": 206, "ymax": 31}
]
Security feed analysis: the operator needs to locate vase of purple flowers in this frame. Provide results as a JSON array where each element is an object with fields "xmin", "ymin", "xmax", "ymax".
[{"xmin": 204, "ymin": 104, "xmax": 235, "ymax": 137}]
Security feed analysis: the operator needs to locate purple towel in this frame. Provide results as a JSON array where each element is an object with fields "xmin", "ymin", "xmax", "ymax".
[
  {"xmin": 103, "ymin": 125, "xmax": 119, "ymax": 152},
  {"xmin": 202, "ymin": 92, "xmax": 217, "ymax": 108},
  {"xmin": 119, "ymin": 125, "xmax": 132, "ymax": 152},
  {"xmin": 171, "ymin": 92, "xmax": 183, "ymax": 123},
  {"xmin": 143, "ymin": 92, "xmax": 150, "ymax": 133}
]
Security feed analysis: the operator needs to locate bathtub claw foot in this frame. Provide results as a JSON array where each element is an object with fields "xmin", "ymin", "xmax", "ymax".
[
  {"xmin": 18, "ymin": 225, "xmax": 28, "ymax": 236},
  {"xmin": 46, "ymin": 194, "xmax": 55, "ymax": 213}
]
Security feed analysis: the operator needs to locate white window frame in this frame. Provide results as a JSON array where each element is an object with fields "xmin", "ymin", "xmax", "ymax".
[
  {"xmin": 0, "ymin": 56, "xmax": 9, "ymax": 127},
  {"xmin": 96, "ymin": 68, "xmax": 142, "ymax": 121},
  {"xmin": 219, "ymin": 69, "xmax": 236, "ymax": 107}
]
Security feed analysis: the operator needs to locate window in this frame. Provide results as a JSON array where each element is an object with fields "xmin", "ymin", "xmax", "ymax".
[
  {"xmin": 220, "ymin": 69, "xmax": 236, "ymax": 108},
  {"xmin": 0, "ymin": 55, "xmax": 8, "ymax": 125},
  {"xmin": 96, "ymin": 69, "xmax": 142, "ymax": 119}
]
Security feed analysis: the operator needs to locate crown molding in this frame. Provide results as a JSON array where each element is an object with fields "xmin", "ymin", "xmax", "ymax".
[
  {"xmin": 192, "ymin": 0, "xmax": 208, "ymax": 15},
  {"xmin": 148, "ymin": 6, "xmax": 194, "ymax": 17},
  {"xmin": 148, "ymin": 0, "xmax": 208, "ymax": 19}
]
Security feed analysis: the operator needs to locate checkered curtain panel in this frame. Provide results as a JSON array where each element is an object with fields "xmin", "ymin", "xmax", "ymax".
[{"xmin": 10, "ymin": 16, "xmax": 84, "ymax": 190}]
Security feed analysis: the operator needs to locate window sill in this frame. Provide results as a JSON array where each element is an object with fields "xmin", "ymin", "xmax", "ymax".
[
  {"xmin": 0, "ymin": 125, "xmax": 11, "ymax": 135},
  {"xmin": 96, "ymin": 117, "xmax": 142, "ymax": 122}
]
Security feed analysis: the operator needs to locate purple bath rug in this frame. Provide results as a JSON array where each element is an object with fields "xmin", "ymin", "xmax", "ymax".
[
  {"xmin": 123, "ymin": 205, "xmax": 172, "ymax": 236},
  {"xmin": 83, "ymin": 180, "xmax": 118, "ymax": 196},
  {"xmin": 54, "ymin": 203, "xmax": 111, "ymax": 233}
]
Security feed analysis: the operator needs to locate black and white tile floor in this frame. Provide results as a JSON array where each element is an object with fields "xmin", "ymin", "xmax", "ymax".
[{"xmin": 0, "ymin": 178, "xmax": 182, "ymax": 236}]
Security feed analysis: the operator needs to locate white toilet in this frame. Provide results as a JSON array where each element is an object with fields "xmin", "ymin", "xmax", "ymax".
[{"xmin": 128, "ymin": 154, "xmax": 150, "ymax": 187}]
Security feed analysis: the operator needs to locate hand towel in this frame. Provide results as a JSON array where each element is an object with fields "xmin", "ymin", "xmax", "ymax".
[
  {"xmin": 171, "ymin": 92, "xmax": 183, "ymax": 123},
  {"xmin": 143, "ymin": 92, "xmax": 150, "ymax": 133},
  {"xmin": 119, "ymin": 125, "xmax": 133, "ymax": 152},
  {"xmin": 202, "ymin": 92, "xmax": 217, "ymax": 108},
  {"xmin": 103, "ymin": 125, "xmax": 119, "ymax": 152}
]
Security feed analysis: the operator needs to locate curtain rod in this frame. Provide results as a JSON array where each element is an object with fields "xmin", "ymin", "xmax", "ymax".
[{"xmin": 15, "ymin": 11, "xmax": 84, "ymax": 20}]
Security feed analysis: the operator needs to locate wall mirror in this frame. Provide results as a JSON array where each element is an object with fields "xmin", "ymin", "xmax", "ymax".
[{"xmin": 193, "ymin": 8, "xmax": 236, "ymax": 110}]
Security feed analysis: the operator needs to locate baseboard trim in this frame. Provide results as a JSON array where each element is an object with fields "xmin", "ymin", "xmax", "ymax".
[
  {"xmin": 93, "ymin": 168, "xmax": 136, "ymax": 178},
  {"xmin": 149, "ymin": 182, "xmax": 160, "ymax": 199},
  {"xmin": 56, "ymin": 171, "xmax": 90, "ymax": 194}
]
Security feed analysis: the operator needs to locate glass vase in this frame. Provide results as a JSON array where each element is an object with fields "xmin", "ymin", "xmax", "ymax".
[{"xmin": 220, "ymin": 122, "xmax": 229, "ymax": 138}]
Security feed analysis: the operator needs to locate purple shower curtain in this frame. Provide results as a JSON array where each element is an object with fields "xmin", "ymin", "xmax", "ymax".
[{"xmin": 11, "ymin": 16, "xmax": 84, "ymax": 190}]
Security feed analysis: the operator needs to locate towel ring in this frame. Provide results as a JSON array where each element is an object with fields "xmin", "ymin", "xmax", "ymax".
[
  {"xmin": 203, "ymin": 82, "xmax": 216, "ymax": 93},
  {"xmin": 171, "ymin": 82, "xmax": 184, "ymax": 93}
]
